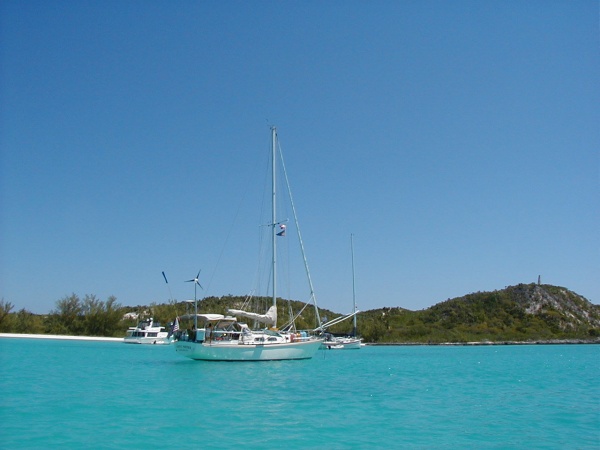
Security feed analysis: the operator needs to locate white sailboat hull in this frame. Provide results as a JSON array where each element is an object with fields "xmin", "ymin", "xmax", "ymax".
[
  {"xmin": 175, "ymin": 339, "xmax": 323, "ymax": 361},
  {"xmin": 338, "ymin": 339, "xmax": 362, "ymax": 350},
  {"xmin": 320, "ymin": 337, "xmax": 362, "ymax": 350}
]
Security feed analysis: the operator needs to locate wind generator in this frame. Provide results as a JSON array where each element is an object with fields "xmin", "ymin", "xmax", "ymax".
[{"xmin": 185, "ymin": 270, "xmax": 203, "ymax": 329}]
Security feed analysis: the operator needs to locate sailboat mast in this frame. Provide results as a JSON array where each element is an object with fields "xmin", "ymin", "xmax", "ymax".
[
  {"xmin": 351, "ymin": 233, "xmax": 357, "ymax": 337},
  {"xmin": 271, "ymin": 126, "xmax": 277, "ymax": 312}
]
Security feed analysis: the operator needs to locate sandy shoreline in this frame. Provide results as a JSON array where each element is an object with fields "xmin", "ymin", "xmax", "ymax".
[{"xmin": 0, "ymin": 333, "xmax": 123, "ymax": 342}]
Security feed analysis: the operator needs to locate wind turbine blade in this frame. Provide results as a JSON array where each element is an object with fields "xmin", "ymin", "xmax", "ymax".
[{"xmin": 162, "ymin": 272, "xmax": 169, "ymax": 284}]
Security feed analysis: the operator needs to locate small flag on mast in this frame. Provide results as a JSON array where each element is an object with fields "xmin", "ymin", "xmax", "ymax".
[
  {"xmin": 276, "ymin": 224, "xmax": 286, "ymax": 236},
  {"xmin": 172, "ymin": 317, "xmax": 180, "ymax": 332}
]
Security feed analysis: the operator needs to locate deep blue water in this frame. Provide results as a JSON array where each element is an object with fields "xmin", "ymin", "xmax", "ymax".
[{"xmin": 0, "ymin": 339, "xmax": 598, "ymax": 449}]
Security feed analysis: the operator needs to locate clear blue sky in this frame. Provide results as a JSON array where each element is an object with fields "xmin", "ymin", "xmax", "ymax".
[{"xmin": 1, "ymin": 1, "xmax": 598, "ymax": 315}]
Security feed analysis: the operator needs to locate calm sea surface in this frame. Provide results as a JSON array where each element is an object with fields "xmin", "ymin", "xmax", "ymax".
[{"xmin": 0, "ymin": 338, "xmax": 598, "ymax": 449}]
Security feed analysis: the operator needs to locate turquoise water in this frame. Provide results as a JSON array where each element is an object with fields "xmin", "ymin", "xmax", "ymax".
[{"xmin": 0, "ymin": 339, "xmax": 598, "ymax": 449}]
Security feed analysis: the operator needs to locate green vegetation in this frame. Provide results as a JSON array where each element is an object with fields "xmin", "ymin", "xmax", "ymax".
[
  {"xmin": 0, "ymin": 294, "xmax": 126, "ymax": 337},
  {"xmin": 0, "ymin": 294, "xmax": 328, "ymax": 338},
  {"xmin": 1, "ymin": 284, "xmax": 599, "ymax": 343},
  {"xmin": 356, "ymin": 284, "xmax": 600, "ymax": 343}
]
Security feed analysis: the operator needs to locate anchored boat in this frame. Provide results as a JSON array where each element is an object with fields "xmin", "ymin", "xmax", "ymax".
[
  {"xmin": 174, "ymin": 127, "xmax": 323, "ymax": 361},
  {"xmin": 124, "ymin": 318, "xmax": 173, "ymax": 345}
]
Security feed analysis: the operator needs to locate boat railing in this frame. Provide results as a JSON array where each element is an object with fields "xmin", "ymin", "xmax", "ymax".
[{"xmin": 176, "ymin": 328, "xmax": 319, "ymax": 345}]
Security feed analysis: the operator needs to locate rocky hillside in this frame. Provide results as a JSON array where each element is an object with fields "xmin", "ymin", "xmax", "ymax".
[
  {"xmin": 505, "ymin": 284, "xmax": 600, "ymax": 329},
  {"xmin": 353, "ymin": 284, "xmax": 600, "ymax": 343}
]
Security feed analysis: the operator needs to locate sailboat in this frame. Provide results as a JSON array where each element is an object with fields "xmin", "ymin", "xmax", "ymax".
[
  {"xmin": 321, "ymin": 234, "xmax": 363, "ymax": 350},
  {"xmin": 174, "ymin": 127, "xmax": 324, "ymax": 361}
]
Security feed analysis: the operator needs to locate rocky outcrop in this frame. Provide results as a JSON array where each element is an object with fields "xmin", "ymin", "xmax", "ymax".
[{"xmin": 507, "ymin": 284, "xmax": 600, "ymax": 330}]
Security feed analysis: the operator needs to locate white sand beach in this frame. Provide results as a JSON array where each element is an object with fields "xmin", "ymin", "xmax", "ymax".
[{"xmin": 0, "ymin": 333, "xmax": 123, "ymax": 342}]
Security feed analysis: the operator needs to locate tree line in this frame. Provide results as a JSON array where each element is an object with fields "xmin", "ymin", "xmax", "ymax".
[
  {"xmin": 1, "ymin": 295, "xmax": 127, "ymax": 337},
  {"xmin": 2, "ymin": 284, "xmax": 598, "ymax": 342},
  {"xmin": 0, "ymin": 294, "xmax": 340, "ymax": 338}
]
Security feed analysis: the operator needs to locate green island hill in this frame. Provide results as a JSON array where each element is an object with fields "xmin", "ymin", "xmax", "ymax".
[{"xmin": 1, "ymin": 283, "xmax": 598, "ymax": 344}]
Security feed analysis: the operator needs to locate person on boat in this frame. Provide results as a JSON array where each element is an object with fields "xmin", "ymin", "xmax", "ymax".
[{"xmin": 206, "ymin": 323, "xmax": 213, "ymax": 343}]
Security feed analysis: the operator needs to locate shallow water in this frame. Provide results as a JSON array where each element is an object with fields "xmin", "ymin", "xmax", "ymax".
[{"xmin": 0, "ymin": 339, "xmax": 598, "ymax": 449}]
